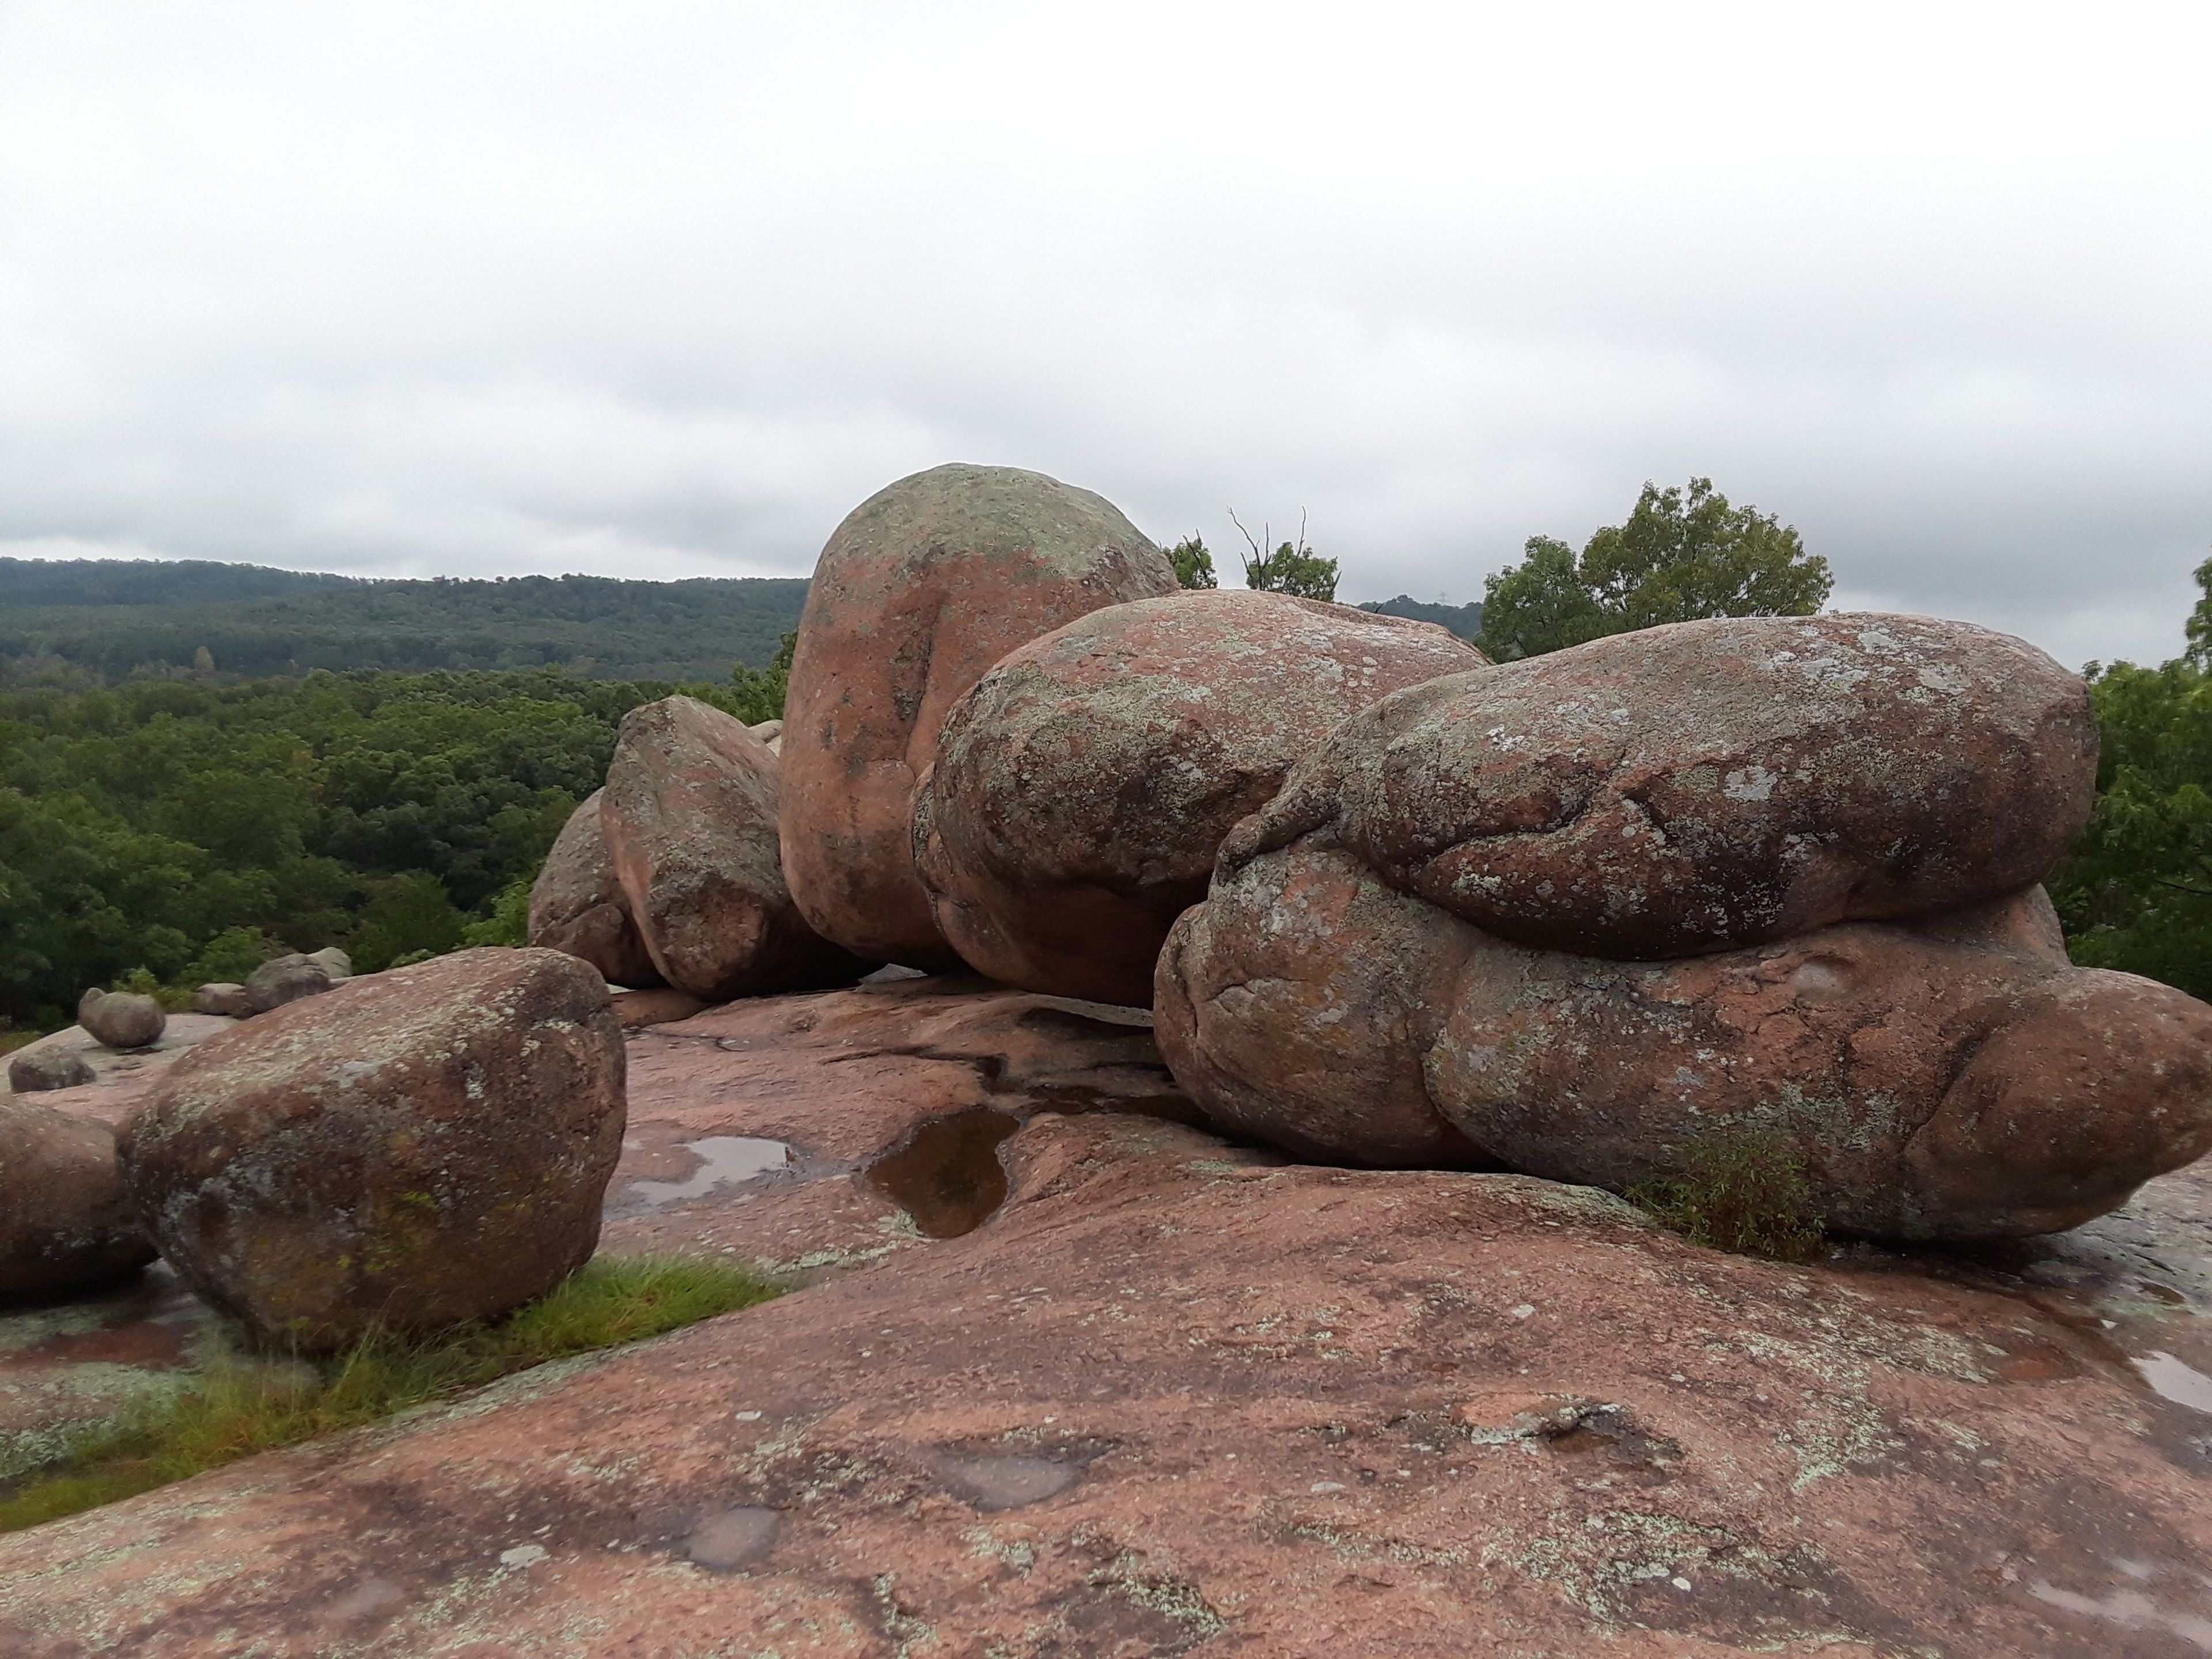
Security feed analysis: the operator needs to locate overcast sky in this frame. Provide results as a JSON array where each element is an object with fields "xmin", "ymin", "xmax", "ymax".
[{"xmin": 3, "ymin": 3, "xmax": 2209, "ymax": 667}]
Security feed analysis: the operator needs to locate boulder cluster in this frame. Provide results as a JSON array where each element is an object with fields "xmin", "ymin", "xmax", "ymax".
[
  {"xmin": 1156, "ymin": 616, "xmax": 2212, "ymax": 1238},
  {"xmin": 707, "ymin": 461, "xmax": 2212, "ymax": 1243},
  {"xmin": 529, "ymin": 706, "xmax": 843, "ymax": 998}
]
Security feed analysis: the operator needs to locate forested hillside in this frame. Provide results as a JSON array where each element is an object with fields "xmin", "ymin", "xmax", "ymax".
[
  {"xmin": 1, "ymin": 558, "xmax": 809, "ymax": 682},
  {"xmin": 1357, "ymin": 594, "xmax": 1484, "ymax": 641},
  {"xmin": 0, "ymin": 660, "xmax": 787, "ymax": 1031}
]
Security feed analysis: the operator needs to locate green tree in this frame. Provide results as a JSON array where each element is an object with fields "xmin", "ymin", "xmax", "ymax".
[
  {"xmin": 726, "ymin": 631, "xmax": 794, "ymax": 726},
  {"xmin": 2050, "ymin": 554, "xmax": 2212, "ymax": 999},
  {"xmin": 1230, "ymin": 512, "xmax": 1339, "ymax": 602},
  {"xmin": 1476, "ymin": 478, "xmax": 1831, "ymax": 660},
  {"xmin": 1166, "ymin": 536, "xmax": 1218, "ymax": 590}
]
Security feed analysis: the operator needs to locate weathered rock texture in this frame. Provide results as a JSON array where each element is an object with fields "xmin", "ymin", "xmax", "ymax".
[
  {"xmin": 1249, "ymin": 612, "xmax": 2098, "ymax": 959},
  {"xmin": 7, "ymin": 1046, "xmax": 96, "ymax": 1094},
  {"xmin": 0, "ymin": 1097, "xmax": 153, "ymax": 1298},
  {"xmin": 7, "ymin": 1074, "xmax": 2212, "ymax": 1656},
  {"xmin": 779, "ymin": 464, "xmax": 1180, "ymax": 968},
  {"xmin": 1161, "ymin": 836, "xmax": 2212, "ymax": 1238},
  {"xmin": 527, "ymin": 789, "xmax": 664, "ymax": 989},
  {"xmin": 190, "ymin": 983, "xmax": 251, "ymax": 1018},
  {"xmin": 116, "ymin": 948, "xmax": 626, "ymax": 1351},
  {"xmin": 603, "ymin": 696, "xmax": 868, "ymax": 1001},
  {"xmin": 915, "ymin": 589, "xmax": 1489, "ymax": 1005},
  {"xmin": 77, "ymin": 990, "xmax": 164, "ymax": 1051},
  {"xmin": 1146, "ymin": 612, "xmax": 2183, "ymax": 1239},
  {"xmin": 242, "ymin": 953, "xmax": 333, "ymax": 1014}
]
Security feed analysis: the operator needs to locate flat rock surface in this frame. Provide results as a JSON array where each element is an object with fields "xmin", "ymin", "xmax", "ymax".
[{"xmin": 2, "ymin": 982, "xmax": 2210, "ymax": 1656}]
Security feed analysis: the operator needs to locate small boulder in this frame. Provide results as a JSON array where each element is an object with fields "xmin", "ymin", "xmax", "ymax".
[
  {"xmin": 118, "ymin": 948, "xmax": 626, "ymax": 1351},
  {"xmin": 77, "ymin": 990, "xmax": 165, "ymax": 1051},
  {"xmin": 528, "ymin": 789, "xmax": 664, "ymax": 989},
  {"xmin": 305, "ymin": 946, "xmax": 353, "ymax": 980},
  {"xmin": 916, "ymin": 589, "xmax": 1488, "ymax": 1005},
  {"xmin": 244, "ymin": 953, "xmax": 334, "ymax": 1015},
  {"xmin": 7, "ymin": 1046, "xmax": 97, "ymax": 1094},
  {"xmin": 1, "ymin": 1097, "xmax": 156, "ymax": 1298},
  {"xmin": 603, "ymin": 696, "xmax": 870, "ymax": 1001},
  {"xmin": 779, "ymin": 464, "xmax": 1181, "ymax": 968},
  {"xmin": 192, "ymin": 983, "xmax": 253, "ymax": 1018},
  {"xmin": 1240, "ymin": 613, "xmax": 2099, "ymax": 959}
]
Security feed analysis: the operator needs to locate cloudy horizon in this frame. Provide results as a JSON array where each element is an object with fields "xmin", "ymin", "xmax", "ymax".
[{"xmin": 3, "ymin": 2, "xmax": 2209, "ymax": 669}]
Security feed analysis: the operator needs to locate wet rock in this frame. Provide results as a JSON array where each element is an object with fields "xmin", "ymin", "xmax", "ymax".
[
  {"xmin": 602, "ymin": 697, "xmax": 870, "ymax": 1001},
  {"xmin": 528, "ymin": 789, "xmax": 664, "ymax": 990},
  {"xmin": 14, "ymin": 1104, "xmax": 2212, "ymax": 1657},
  {"xmin": 779, "ymin": 464, "xmax": 1180, "ymax": 969},
  {"xmin": 190, "ymin": 982, "xmax": 252, "ymax": 1018},
  {"xmin": 0, "ymin": 1097, "xmax": 155, "ymax": 1298},
  {"xmin": 1243, "ymin": 612, "xmax": 2098, "ymax": 959},
  {"xmin": 77, "ymin": 991, "xmax": 164, "ymax": 1052},
  {"xmin": 685, "ymin": 1506, "xmax": 779, "ymax": 1571},
  {"xmin": 7, "ymin": 1047, "xmax": 96, "ymax": 1094},
  {"xmin": 1161, "ymin": 840, "xmax": 2212, "ymax": 1238},
  {"xmin": 116, "ymin": 948, "xmax": 625, "ymax": 1351},
  {"xmin": 243, "ymin": 953, "xmax": 334, "ymax": 1015},
  {"xmin": 915, "ymin": 589, "xmax": 1487, "ymax": 1005}
]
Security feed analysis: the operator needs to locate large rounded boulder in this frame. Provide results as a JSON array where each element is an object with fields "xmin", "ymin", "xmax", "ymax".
[
  {"xmin": 1158, "ymin": 840, "xmax": 2212, "ymax": 1239},
  {"xmin": 915, "ymin": 590, "xmax": 1488, "ymax": 1005},
  {"xmin": 1241, "ymin": 613, "xmax": 2098, "ymax": 960},
  {"xmin": 528, "ymin": 789, "xmax": 664, "ymax": 989},
  {"xmin": 779, "ymin": 464, "xmax": 1180, "ymax": 968},
  {"xmin": 117, "ymin": 948, "xmax": 625, "ymax": 1351},
  {"xmin": 0, "ymin": 1097, "xmax": 155, "ymax": 1299},
  {"xmin": 77, "ymin": 990, "xmax": 165, "ymax": 1051},
  {"xmin": 603, "ymin": 696, "xmax": 869, "ymax": 1001}
]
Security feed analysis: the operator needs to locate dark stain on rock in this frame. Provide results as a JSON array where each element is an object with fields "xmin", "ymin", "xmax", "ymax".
[
  {"xmin": 684, "ymin": 1506, "xmax": 779, "ymax": 1571},
  {"xmin": 935, "ymin": 1452, "xmax": 1079, "ymax": 1511},
  {"xmin": 863, "ymin": 1107, "xmax": 1019, "ymax": 1238}
]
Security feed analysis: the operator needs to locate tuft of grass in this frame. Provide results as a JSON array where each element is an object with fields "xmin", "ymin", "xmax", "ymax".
[
  {"xmin": 1628, "ymin": 1131, "xmax": 1827, "ymax": 1263},
  {"xmin": 0, "ymin": 1253, "xmax": 778, "ymax": 1533}
]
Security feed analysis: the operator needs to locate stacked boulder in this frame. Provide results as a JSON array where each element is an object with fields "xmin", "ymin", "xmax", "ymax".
[
  {"xmin": 914, "ymin": 589, "xmax": 1487, "ymax": 1005},
  {"xmin": 1155, "ymin": 614, "xmax": 2212, "ymax": 1240}
]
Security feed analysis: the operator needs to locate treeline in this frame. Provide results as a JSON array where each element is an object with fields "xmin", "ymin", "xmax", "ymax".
[
  {"xmin": 1, "ymin": 558, "xmax": 809, "ymax": 684},
  {"xmin": 0, "ymin": 658, "xmax": 787, "ymax": 1031}
]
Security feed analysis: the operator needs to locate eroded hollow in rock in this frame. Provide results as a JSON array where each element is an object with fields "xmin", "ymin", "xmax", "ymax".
[{"xmin": 863, "ymin": 1107, "xmax": 1020, "ymax": 1238}]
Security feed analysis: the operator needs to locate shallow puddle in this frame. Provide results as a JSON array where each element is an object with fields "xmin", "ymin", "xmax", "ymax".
[
  {"xmin": 863, "ymin": 1107, "xmax": 1020, "ymax": 1238},
  {"xmin": 935, "ymin": 1452, "xmax": 1078, "ymax": 1511},
  {"xmin": 2133, "ymin": 1350, "xmax": 2212, "ymax": 1414},
  {"xmin": 685, "ymin": 1506, "xmax": 780, "ymax": 1570},
  {"xmin": 623, "ymin": 1137, "xmax": 794, "ymax": 1210}
]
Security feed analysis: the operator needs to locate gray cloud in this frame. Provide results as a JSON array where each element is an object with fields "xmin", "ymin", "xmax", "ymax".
[{"xmin": 3, "ymin": 2, "xmax": 2208, "ymax": 668}]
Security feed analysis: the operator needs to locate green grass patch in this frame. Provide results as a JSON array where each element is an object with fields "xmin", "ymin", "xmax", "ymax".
[
  {"xmin": 1628, "ymin": 1131, "xmax": 1827, "ymax": 1263},
  {"xmin": 0, "ymin": 1253, "xmax": 778, "ymax": 1533}
]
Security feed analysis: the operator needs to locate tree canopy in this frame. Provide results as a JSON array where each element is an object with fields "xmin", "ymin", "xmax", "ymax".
[
  {"xmin": 1475, "ymin": 478, "xmax": 1831, "ymax": 660},
  {"xmin": 1230, "ymin": 514, "xmax": 1339, "ymax": 603},
  {"xmin": 2050, "ymin": 554, "xmax": 2212, "ymax": 1000},
  {"xmin": 1166, "ymin": 537, "xmax": 1218, "ymax": 590},
  {"xmin": 0, "ymin": 661, "xmax": 781, "ymax": 1031}
]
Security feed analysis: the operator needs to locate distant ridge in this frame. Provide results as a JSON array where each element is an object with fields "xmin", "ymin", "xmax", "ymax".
[
  {"xmin": 1356, "ymin": 593, "xmax": 1483, "ymax": 643},
  {"xmin": 0, "ymin": 557, "xmax": 809, "ymax": 682}
]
